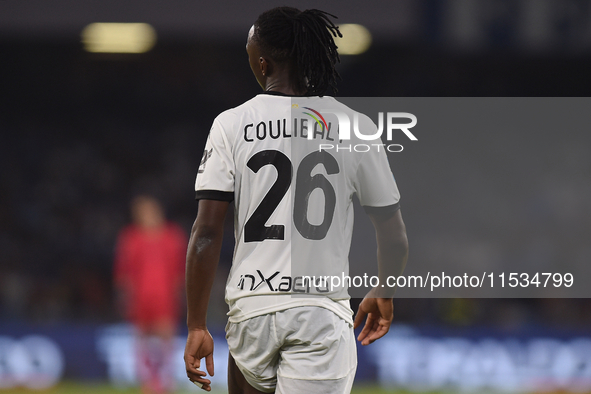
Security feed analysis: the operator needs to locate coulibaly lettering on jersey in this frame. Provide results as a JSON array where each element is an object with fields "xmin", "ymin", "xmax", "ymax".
[{"xmin": 243, "ymin": 118, "xmax": 336, "ymax": 142}]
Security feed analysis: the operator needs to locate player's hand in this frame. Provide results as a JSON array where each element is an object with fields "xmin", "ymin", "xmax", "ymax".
[
  {"xmin": 184, "ymin": 328, "xmax": 214, "ymax": 391},
  {"xmin": 353, "ymin": 290, "xmax": 394, "ymax": 346}
]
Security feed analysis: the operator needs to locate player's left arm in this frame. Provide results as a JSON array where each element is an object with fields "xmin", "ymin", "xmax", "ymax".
[
  {"xmin": 354, "ymin": 209, "xmax": 408, "ymax": 345},
  {"xmin": 351, "ymin": 116, "xmax": 408, "ymax": 345},
  {"xmin": 184, "ymin": 199, "xmax": 230, "ymax": 391}
]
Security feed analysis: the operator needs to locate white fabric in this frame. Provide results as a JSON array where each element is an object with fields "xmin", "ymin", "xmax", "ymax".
[
  {"xmin": 226, "ymin": 307, "xmax": 357, "ymax": 393},
  {"xmin": 227, "ymin": 294, "xmax": 354, "ymax": 325},
  {"xmin": 195, "ymin": 94, "xmax": 400, "ymax": 321}
]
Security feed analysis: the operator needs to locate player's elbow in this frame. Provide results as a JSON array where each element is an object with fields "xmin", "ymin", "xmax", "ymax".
[
  {"xmin": 190, "ymin": 221, "xmax": 223, "ymax": 242},
  {"xmin": 390, "ymin": 232, "xmax": 409, "ymax": 257},
  {"xmin": 373, "ymin": 211, "xmax": 408, "ymax": 254},
  {"xmin": 187, "ymin": 223, "xmax": 223, "ymax": 262},
  {"xmin": 190, "ymin": 199, "xmax": 229, "ymax": 241},
  {"xmin": 378, "ymin": 227, "xmax": 407, "ymax": 256}
]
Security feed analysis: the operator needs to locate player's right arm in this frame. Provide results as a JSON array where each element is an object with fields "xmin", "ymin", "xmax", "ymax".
[
  {"xmin": 354, "ymin": 209, "xmax": 408, "ymax": 345},
  {"xmin": 186, "ymin": 111, "xmax": 235, "ymax": 390},
  {"xmin": 184, "ymin": 199, "xmax": 230, "ymax": 391}
]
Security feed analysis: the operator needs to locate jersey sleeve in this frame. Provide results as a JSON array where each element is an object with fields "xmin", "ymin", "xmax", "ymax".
[
  {"xmin": 195, "ymin": 116, "xmax": 235, "ymax": 201},
  {"xmin": 353, "ymin": 129, "xmax": 401, "ymax": 216}
]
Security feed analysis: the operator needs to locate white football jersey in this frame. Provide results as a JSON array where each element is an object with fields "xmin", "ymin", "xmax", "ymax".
[{"xmin": 195, "ymin": 93, "xmax": 400, "ymax": 324}]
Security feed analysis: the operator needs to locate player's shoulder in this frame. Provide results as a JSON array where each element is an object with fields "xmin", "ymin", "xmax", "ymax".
[{"xmin": 209, "ymin": 95, "xmax": 273, "ymax": 141}]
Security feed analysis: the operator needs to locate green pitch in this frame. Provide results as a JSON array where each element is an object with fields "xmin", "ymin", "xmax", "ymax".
[{"xmin": 0, "ymin": 381, "xmax": 410, "ymax": 394}]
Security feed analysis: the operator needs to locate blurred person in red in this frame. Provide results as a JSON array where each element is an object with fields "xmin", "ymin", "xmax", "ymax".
[{"xmin": 114, "ymin": 195, "xmax": 187, "ymax": 394}]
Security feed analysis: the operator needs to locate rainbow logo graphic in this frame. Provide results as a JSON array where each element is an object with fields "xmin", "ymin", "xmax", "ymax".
[{"xmin": 302, "ymin": 107, "xmax": 329, "ymax": 131}]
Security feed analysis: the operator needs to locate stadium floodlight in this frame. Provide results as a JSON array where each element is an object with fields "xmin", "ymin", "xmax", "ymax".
[
  {"xmin": 81, "ymin": 23, "xmax": 157, "ymax": 53},
  {"xmin": 335, "ymin": 24, "xmax": 372, "ymax": 55}
]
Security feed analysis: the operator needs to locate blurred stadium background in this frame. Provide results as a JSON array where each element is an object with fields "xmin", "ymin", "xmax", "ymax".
[{"xmin": 1, "ymin": 0, "xmax": 591, "ymax": 392}]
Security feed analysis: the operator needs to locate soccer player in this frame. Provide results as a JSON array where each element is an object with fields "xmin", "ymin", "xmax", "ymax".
[
  {"xmin": 184, "ymin": 7, "xmax": 408, "ymax": 394},
  {"xmin": 114, "ymin": 195, "xmax": 187, "ymax": 394}
]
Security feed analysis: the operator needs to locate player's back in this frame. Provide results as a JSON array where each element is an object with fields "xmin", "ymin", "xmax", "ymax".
[{"xmin": 195, "ymin": 93, "xmax": 399, "ymax": 323}]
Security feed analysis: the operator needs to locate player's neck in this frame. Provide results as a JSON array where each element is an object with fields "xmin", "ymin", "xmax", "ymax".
[{"xmin": 264, "ymin": 74, "xmax": 307, "ymax": 96}]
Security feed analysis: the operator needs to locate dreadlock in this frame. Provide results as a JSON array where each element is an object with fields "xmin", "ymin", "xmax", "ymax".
[{"xmin": 253, "ymin": 7, "xmax": 342, "ymax": 95}]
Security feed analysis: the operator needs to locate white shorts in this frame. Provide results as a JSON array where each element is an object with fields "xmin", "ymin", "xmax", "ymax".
[{"xmin": 226, "ymin": 306, "xmax": 357, "ymax": 394}]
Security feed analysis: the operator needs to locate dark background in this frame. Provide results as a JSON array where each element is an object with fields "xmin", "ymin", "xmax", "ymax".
[{"xmin": 1, "ymin": 0, "xmax": 590, "ymax": 331}]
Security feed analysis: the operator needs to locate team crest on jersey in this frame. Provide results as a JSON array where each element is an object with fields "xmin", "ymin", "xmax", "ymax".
[{"xmin": 302, "ymin": 107, "xmax": 329, "ymax": 133}]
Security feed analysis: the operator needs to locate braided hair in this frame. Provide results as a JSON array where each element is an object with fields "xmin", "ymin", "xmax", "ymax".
[{"xmin": 253, "ymin": 7, "xmax": 342, "ymax": 95}]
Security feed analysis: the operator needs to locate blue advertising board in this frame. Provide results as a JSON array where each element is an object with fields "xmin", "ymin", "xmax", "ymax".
[{"xmin": 1, "ymin": 323, "xmax": 590, "ymax": 391}]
